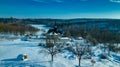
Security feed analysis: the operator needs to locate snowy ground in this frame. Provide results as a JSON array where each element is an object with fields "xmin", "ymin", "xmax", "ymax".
[
  {"xmin": 0, "ymin": 25, "xmax": 120, "ymax": 67},
  {"xmin": 0, "ymin": 39, "xmax": 120, "ymax": 67},
  {"xmin": 31, "ymin": 25, "xmax": 50, "ymax": 35}
]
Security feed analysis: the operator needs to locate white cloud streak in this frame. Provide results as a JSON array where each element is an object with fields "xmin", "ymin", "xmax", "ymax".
[
  {"xmin": 110, "ymin": 0, "xmax": 120, "ymax": 3},
  {"xmin": 33, "ymin": 0, "xmax": 88, "ymax": 3}
]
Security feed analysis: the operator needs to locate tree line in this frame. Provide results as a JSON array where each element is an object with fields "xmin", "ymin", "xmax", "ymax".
[{"xmin": 0, "ymin": 23, "xmax": 39, "ymax": 35}]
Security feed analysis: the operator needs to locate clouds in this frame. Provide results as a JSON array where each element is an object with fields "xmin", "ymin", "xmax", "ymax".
[
  {"xmin": 33, "ymin": 0, "xmax": 120, "ymax": 3},
  {"xmin": 33, "ymin": 0, "xmax": 88, "ymax": 3},
  {"xmin": 110, "ymin": 0, "xmax": 120, "ymax": 3},
  {"xmin": 33, "ymin": 0, "xmax": 63, "ymax": 3}
]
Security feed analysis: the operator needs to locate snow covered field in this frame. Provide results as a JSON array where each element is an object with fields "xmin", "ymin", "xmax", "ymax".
[
  {"xmin": 31, "ymin": 25, "xmax": 50, "ymax": 35},
  {"xmin": 0, "ymin": 25, "xmax": 120, "ymax": 67}
]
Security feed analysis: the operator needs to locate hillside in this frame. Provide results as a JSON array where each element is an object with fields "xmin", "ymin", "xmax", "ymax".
[
  {"xmin": 0, "ymin": 18, "xmax": 120, "ymax": 31},
  {"xmin": 0, "ymin": 25, "xmax": 120, "ymax": 67}
]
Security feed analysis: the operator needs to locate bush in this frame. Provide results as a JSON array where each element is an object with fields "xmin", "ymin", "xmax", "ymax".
[
  {"xmin": 38, "ymin": 43, "xmax": 46, "ymax": 48},
  {"xmin": 83, "ymin": 55, "xmax": 91, "ymax": 59},
  {"xmin": 38, "ymin": 43, "xmax": 43, "ymax": 46},
  {"xmin": 98, "ymin": 54, "xmax": 107, "ymax": 59}
]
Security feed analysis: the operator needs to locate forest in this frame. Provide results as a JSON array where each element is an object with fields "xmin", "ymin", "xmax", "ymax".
[{"xmin": 0, "ymin": 23, "xmax": 39, "ymax": 35}]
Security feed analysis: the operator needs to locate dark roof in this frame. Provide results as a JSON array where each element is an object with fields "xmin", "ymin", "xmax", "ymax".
[{"xmin": 47, "ymin": 26, "xmax": 62, "ymax": 34}]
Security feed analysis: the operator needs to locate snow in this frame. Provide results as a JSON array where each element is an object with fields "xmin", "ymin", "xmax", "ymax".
[
  {"xmin": 60, "ymin": 37, "xmax": 70, "ymax": 40},
  {"xmin": 0, "ymin": 25, "xmax": 120, "ymax": 67},
  {"xmin": 31, "ymin": 25, "xmax": 50, "ymax": 35}
]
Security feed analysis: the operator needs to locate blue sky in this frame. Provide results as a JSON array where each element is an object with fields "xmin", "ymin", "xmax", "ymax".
[{"xmin": 0, "ymin": 0, "xmax": 120, "ymax": 19}]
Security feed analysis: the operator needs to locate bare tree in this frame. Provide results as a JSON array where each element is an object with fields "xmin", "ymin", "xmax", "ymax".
[
  {"xmin": 39, "ymin": 34, "xmax": 63, "ymax": 62},
  {"xmin": 46, "ymin": 35, "xmax": 63, "ymax": 61},
  {"xmin": 41, "ymin": 25, "xmax": 63, "ymax": 62},
  {"xmin": 73, "ymin": 42, "xmax": 91, "ymax": 67}
]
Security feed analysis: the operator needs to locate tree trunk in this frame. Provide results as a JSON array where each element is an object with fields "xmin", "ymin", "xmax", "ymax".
[
  {"xmin": 108, "ymin": 47, "xmax": 110, "ymax": 56},
  {"xmin": 79, "ymin": 56, "xmax": 82, "ymax": 67},
  {"xmin": 107, "ymin": 44, "xmax": 111, "ymax": 56},
  {"xmin": 51, "ymin": 54, "xmax": 54, "ymax": 61},
  {"xmin": 103, "ymin": 44, "xmax": 106, "ymax": 52}
]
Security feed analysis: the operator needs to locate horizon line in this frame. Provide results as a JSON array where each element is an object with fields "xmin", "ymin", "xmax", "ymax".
[{"xmin": 0, "ymin": 17, "xmax": 120, "ymax": 20}]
